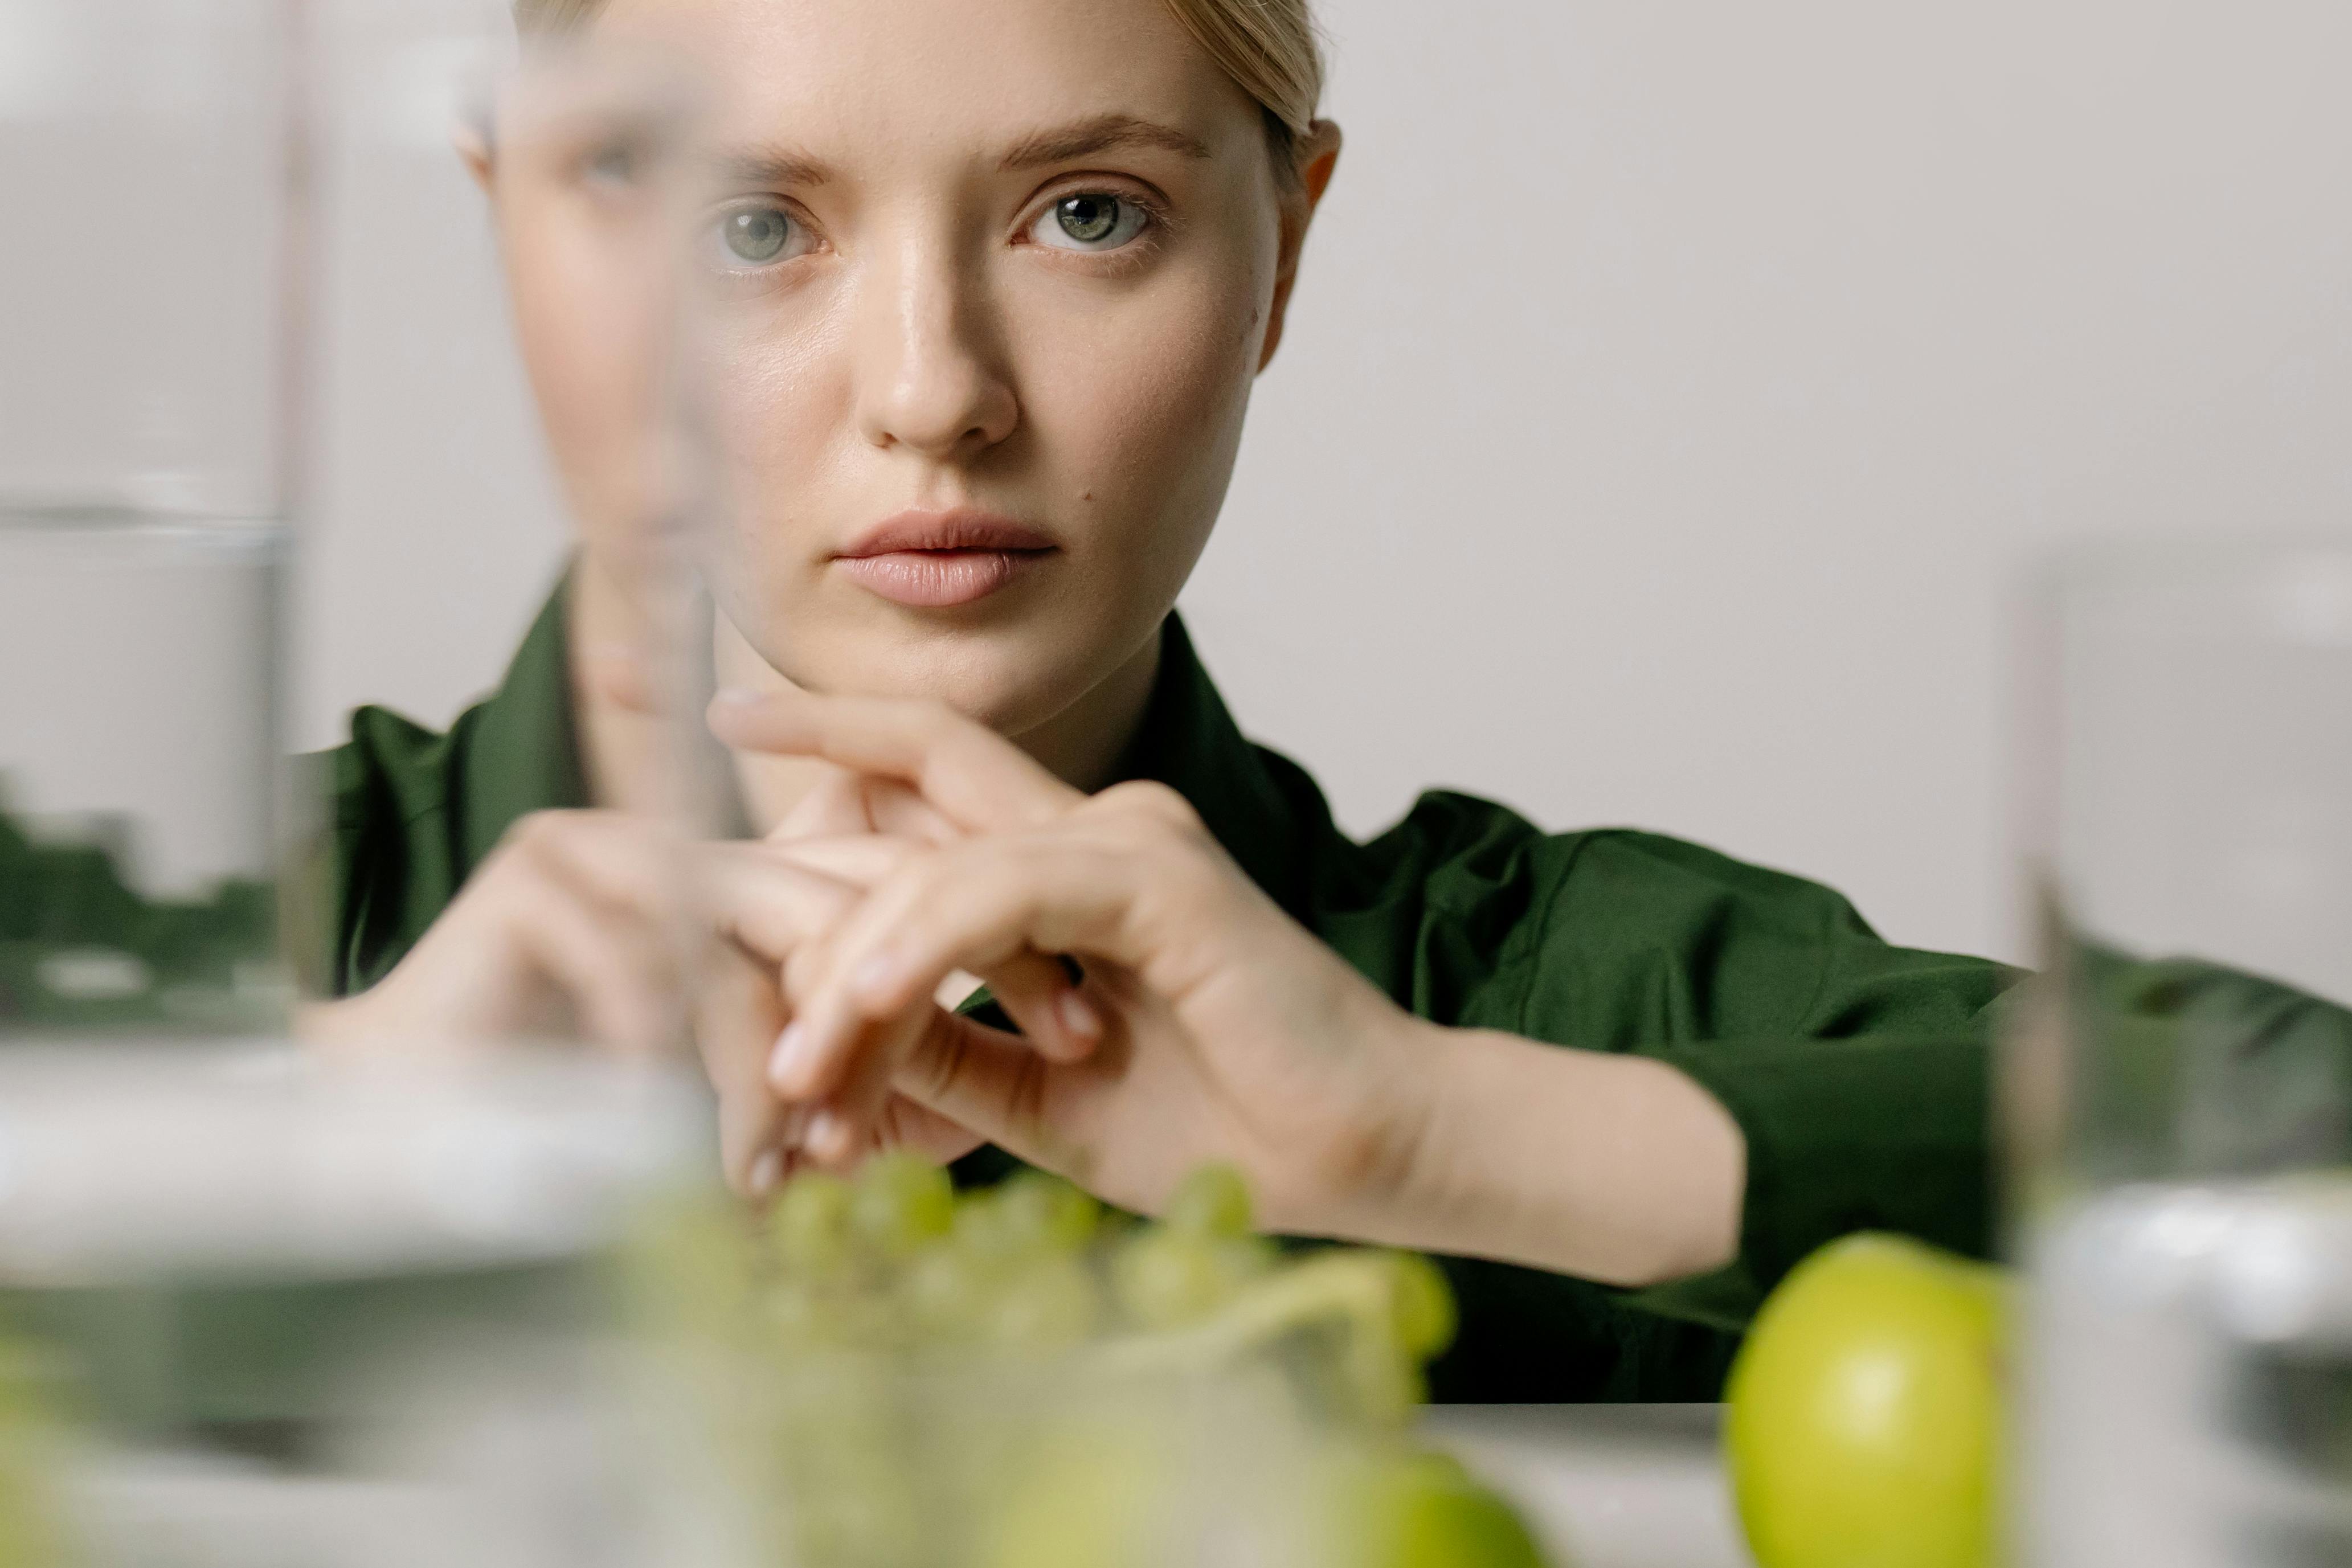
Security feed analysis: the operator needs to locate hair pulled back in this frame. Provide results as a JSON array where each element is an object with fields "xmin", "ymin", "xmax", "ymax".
[{"xmin": 513, "ymin": 0, "xmax": 1324, "ymax": 166}]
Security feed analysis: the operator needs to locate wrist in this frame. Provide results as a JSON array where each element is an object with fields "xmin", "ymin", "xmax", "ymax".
[
  {"xmin": 1281, "ymin": 1008, "xmax": 1467, "ymax": 1250},
  {"xmin": 1348, "ymin": 1025, "xmax": 1748, "ymax": 1287}
]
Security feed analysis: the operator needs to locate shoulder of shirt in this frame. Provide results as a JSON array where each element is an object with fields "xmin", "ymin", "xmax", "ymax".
[
  {"xmin": 318, "ymin": 697, "xmax": 498, "ymax": 993},
  {"xmin": 1349, "ymin": 789, "xmax": 1874, "ymax": 934},
  {"xmin": 330, "ymin": 699, "xmax": 494, "ymax": 837}
]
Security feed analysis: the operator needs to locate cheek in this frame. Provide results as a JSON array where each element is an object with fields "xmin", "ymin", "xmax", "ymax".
[
  {"xmin": 1021, "ymin": 263, "xmax": 1266, "ymax": 532},
  {"xmin": 504, "ymin": 220, "xmax": 673, "ymax": 544},
  {"xmin": 709, "ymin": 314, "xmax": 845, "ymax": 486}
]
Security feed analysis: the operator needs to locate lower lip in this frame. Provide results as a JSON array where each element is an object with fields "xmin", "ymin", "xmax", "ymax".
[{"xmin": 836, "ymin": 548, "xmax": 1052, "ymax": 608}]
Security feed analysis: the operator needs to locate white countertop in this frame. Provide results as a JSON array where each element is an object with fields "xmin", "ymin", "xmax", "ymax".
[{"xmin": 1425, "ymin": 1405, "xmax": 1752, "ymax": 1568}]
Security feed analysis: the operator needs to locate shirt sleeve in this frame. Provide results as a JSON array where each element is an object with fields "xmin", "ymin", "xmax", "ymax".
[{"xmin": 1503, "ymin": 830, "xmax": 2018, "ymax": 1332}]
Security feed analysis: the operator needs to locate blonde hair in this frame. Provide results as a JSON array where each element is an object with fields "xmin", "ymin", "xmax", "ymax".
[{"xmin": 514, "ymin": 0, "xmax": 1322, "ymax": 167}]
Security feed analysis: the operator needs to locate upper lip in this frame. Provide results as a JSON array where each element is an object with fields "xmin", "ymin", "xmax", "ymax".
[{"xmin": 838, "ymin": 510, "xmax": 1058, "ymax": 559}]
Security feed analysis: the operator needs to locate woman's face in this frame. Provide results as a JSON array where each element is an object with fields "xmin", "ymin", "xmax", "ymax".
[{"xmin": 486, "ymin": 0, "xmax": 1334, "ymax": 741}]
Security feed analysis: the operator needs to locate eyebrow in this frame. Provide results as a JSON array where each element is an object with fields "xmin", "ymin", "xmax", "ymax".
[
  {"xmin": 704, "ymin": 113, "xmax": 1211, "ymax": 191},
  {"xmin": 713, "ymin": 142, "xmax": 835, "ymax": 189},
  {"xmin": 999, "ymin": 113, "xmax": 1213, "ymax": 171}
]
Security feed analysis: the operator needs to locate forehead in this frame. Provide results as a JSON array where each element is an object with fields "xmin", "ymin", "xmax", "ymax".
[{"xmin": 594, "ymin": 0, "xmax": 1258, "ymax": 167}]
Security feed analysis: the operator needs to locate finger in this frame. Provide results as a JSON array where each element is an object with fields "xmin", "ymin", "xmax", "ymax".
[
  {"xmin": 752, "ymin": 833, "xmax": 922, "ymax": 890},
  {"xmin": 859, "ymin": 777, "xmax": 964, "ymax": 847},
  {"xmin": 513, "ymin": 811, "xmax": 686, "ymax": 930},
  {"xmin": 799, "ymin": 997, "xmax": 937, "ymax": 1169},
  {"xmin": 977, "ymin": 954, "xmax": 1103, "ymax": 1067},
  {"xmin": 500, "ymin": 870, "xmax": 681, "ymax": 1054},
  {"xmin": 780, "ymin": 945, "xmax": 1095, "ymax": 1165},
  {"xmin": 771, "ymin": 766, "xmax": 879, "ymax": 840},
  {"xmin": 799, "ymin": 827, "xmax": 1195, "ymax": 1048},
  {"xmin": 768, "ymin": 768, "xmax": 959, "ymax": 855},
  {"xmin": 696, "ymin": 845, "xmax": 861, "ymax": 965},
  {"xmin": 696, "ymin": 940, "xmax": 793, "ymax": 1196},
  {"xmin": 709, "ymin": 689, "xmax": 1081, "ymax": 833},
  {"xmin": 891, "ymin": 1012, "xmax": 1076, "ymax": 1176},
  {"xmin": 770, "ymin": 936, "xmax": 1097, "ymax": 1100},
  {"xmin": 876, "ymin": 1094, "xmax": 987, "ymax": 1165}
]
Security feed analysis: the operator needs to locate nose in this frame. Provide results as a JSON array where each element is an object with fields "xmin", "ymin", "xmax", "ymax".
[{"xmin": 852, "ymin": 237, "xmax": 1019, "ymax": 462}]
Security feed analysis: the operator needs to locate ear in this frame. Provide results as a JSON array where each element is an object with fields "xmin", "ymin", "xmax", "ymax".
[
  {"xmin": 1258, "ymin": 119, "xmax": 1343, "ymax": 374},
  {"xmin": 454, "ymin": 121, "xmax": 496, "ymax": 194}
]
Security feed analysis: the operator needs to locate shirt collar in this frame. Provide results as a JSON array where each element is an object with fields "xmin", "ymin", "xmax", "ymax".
[
  {"xmin": 456, "ymin": 578, "xmax": 591, "ymax": 877},
  {"xmin": 1112, "ymin": 614, "xmax": 1318, "ymax": 923}
]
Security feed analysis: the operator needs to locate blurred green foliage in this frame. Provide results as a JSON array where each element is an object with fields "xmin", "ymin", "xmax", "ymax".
[{"xmin": 0, "ymin": 797, "xmax": 276, "ymax": 1033}]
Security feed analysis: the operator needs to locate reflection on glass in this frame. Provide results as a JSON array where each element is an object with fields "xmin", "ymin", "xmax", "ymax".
[
  {"xmin": 0, "ymin": 0, "xmax": 296, "ymax": 1041},
  {"xmin": 0, "ymin": 13, "xmax": 737, "ymax": 1567},
  {"xmin": 2015, "ymin": 543, "xmax": 2352, "ymax": 1568}
]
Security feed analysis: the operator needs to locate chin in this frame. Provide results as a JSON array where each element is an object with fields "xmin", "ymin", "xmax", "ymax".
[{"xmin": 779, "ymin": 612, "xmax": 1103, "ymax": 739}]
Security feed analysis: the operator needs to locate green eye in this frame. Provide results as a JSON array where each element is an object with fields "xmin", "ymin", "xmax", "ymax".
[
  {"xmin": 721, "ymin": 205, "xmax": 795, "ymax": 265},
  {"xmin": 1036, "ymin": 193, "xmax": 1150, "ymax": 252},
  {"xmin": 1056, "ymin": 195, "xmax": 1121, "ymax": 244}
]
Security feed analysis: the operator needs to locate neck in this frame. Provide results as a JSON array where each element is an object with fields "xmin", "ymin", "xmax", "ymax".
[
  {"xmin": 567, "ymin": 549, "xmax": 679, "ymax": 815},
  {"xmin": 570, "ymin": 550, "xmax": 1165, "ymax": 826}
]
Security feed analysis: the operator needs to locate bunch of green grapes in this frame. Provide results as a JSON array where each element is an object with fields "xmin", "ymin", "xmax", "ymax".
[
  {"xmin": 621, "ymin": 1159, "xmax": 1544, "ymax": 1568},
  {"xmin": 751, "ymin": 1157, "xmax": 1453, "ymax": 1378},
  {"xmin": 626, "ymin": 1156, "xmax": 1456, "ymax": 1402}
]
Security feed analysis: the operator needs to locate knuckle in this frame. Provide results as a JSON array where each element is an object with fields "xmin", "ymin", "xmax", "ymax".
[
  {"xmin": 1097, "ymin": 780, "xmax": 1198, "ymax": 828},
  {"xmin": 502, "ymin": 808, "xmax": 624, "ymax": 867},
  {"xmin": 783, "ymin": 943, "xmax": 828, "ymax": 1006},
  {"xmin": 502, "ymin": 810, "xmax": 571, "ymax": 857}
]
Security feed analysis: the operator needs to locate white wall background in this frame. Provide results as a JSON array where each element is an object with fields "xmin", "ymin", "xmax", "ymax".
[{"xmin": 296, "ymin": 0, "xmax": 2352, "ymax": 968}]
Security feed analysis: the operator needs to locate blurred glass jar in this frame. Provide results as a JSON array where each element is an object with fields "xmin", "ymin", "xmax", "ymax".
[
  {"xmin": 0, "ymin": 0, "xmax": 301, "ymax": 1039},
  {"xmin": 0, "ymin": 1044, "xmax": 718, "ymax": 1568},
  {"xmin": 2013, "ymin": 542, "xmax": 2352, "ymax": 1568}
]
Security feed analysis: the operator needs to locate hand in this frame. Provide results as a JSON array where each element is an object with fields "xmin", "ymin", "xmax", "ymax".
[
  {"xmin": 709, "ymin": 690, "xmax": 1439, "ymax": 1240},
  {"xmin": 299, "ymin": 808, "xmax": 981, "ymax": 1195},
  {"xmin": 744, "ymin": 762, "xmax": 1116, "ymax": 1174}
]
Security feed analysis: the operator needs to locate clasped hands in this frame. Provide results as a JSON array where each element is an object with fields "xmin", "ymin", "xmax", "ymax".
[
  {"xmin": 315, "ymin": 686, "xmax": 1445, "ymax": 1243},
  {"xmin": 316, "ymin": 682, "xmax": 1749, "ymax": 1283},
  {"xmin": 702, "ymin": 686, "xmax": 1437, "ymax": 1239}
]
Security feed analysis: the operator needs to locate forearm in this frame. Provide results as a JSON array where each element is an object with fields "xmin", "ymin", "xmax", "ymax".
[{"xmin": 1371, "ymin": 1022, "xmax": 1748, "ymax": 1288}]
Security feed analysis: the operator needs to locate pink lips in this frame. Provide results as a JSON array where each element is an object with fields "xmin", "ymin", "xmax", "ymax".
[{"xmin": 834, "ymin": 510, "xmax": 1058, "ymax": 609}]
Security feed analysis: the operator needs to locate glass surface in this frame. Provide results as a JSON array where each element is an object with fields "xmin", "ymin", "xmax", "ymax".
[
  {"xmin": 0, "ymin": 0, "xmax": 297, "ymax": 1039},
  {"xmin": 2015, "ymin": 541, "xmax": 2352, "ymax": 1568},
  {"xmin": 0, "ymin": 517, "xmax": 285, "ymax": 1035},
  {"xmin": 0, "ymin": 19, "xmax": 745, "ymax": 1565},
  {"xmin": 0, "ymin": 1044, "xmax": 715, "ymax": 1568}
]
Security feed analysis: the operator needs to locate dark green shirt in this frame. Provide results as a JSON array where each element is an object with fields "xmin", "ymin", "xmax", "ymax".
[{"xmin": 328, "ymin": 584, "xmax": 2015, "ymax": 1401}]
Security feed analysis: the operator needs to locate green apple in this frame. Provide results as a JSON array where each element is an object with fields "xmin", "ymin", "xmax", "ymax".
[
  {"xmin": 1324, "ymin": 1446, "xmax": 1552, "ymax": 1568},
  {"xmin": 0, "ymin": 1338, "xmax": 75, "ymax": 1568},
  {"xmin": 1724, "ymin": 1233, "xmax": 2006, "ymax": 1568}
]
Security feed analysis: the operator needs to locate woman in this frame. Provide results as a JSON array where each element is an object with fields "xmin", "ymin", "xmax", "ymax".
[{"xmin": 312, "ymin": 0, "xmax": 2011, "ymax": 1400}]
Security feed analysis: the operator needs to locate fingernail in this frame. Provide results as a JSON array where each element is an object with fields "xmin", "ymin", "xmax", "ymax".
[
  {"xmin": 1057, "ymin": 989, "xmax": 1103, "ymax": 1041},
  {"xmin": 769, "ymin": 1023, "xmax": 812, "ymax": 1090},
  {"xmin": 807, "ymin": 1108, "xmax": 846, "ymax": 1162},
  {"xmin": 748, "ymin": 1148, "xmax": 782, "ymax": 1198}
]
